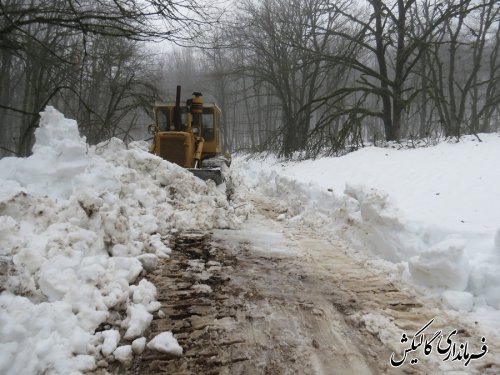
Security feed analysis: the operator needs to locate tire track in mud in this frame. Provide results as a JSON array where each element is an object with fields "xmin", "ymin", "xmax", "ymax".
[
  {"xmin": 111, "ymin": 197, "xmax": 499, "ymax": 375},
  {"xmin": 244, "ymin": 196, "xmax": 500, "ymax": 375}
]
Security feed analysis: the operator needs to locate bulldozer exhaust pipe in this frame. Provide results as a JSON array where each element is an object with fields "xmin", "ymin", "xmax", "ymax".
[{"xmin": 173, "ymin": 85, "xmax": 182, "ymax": 131}]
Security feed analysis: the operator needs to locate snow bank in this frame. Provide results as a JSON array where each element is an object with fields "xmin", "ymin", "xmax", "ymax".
[
  {"xmin": 0, "ymin": 107, "xmax": 238, "ymax": 374},
  {"xmin": 234, "ymin": 134, "xmax": 500, "ymax": 324},
  {"xmin": 408, "ymin": 235, "xmax": 470, "ymax": 290}
]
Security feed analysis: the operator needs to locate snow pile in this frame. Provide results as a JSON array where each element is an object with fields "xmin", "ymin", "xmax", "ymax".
[
  {"xmin": 0, "ymin": 107, "xmax": 89, "ymax": 200},
  {"xmin": 234, "ymin": 134, "xmax": 500, "ymax": 319},
  {"xmin": 0, "ymin": 107, "xmax": 238, "ymax": 374}
]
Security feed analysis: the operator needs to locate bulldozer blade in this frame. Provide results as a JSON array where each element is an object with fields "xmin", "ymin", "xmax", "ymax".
[{"xmin": 188, "ymin": 168, "xmax": 223, "ymax": 185}]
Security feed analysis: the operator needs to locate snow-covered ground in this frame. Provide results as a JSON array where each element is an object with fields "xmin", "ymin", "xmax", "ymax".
[
  {"xmin": 235, "ymin": 134, "xmax": 500, "ymax": 335},
  {"xmin": 1, "ymin": 107, "xmax": 499, "ymax": 373}
]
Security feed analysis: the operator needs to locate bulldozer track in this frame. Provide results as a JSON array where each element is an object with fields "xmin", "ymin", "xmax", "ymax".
[{"xmin": 120, "ymin": 231, "xmax": 242, "ymax": 375}]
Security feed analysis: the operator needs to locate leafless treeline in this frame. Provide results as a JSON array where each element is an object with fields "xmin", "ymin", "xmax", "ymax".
[
  {"xmin": 197, "ymin": 0, "xmax": 500, "ymax": 156},
  {"xmin": 0, "ymin": 0, "xmax": 215, "ymax": 157},
  {"xmin": 1, "ymin": 0, "xmax": 499, "ymax": 158}
]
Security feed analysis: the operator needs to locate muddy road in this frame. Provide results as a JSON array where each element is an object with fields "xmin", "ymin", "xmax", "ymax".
[{"xmin": 116, "ymin": 198, "xmax": 499, "ymax": 375}]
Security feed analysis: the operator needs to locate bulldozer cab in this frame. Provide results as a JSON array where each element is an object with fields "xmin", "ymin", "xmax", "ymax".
[
  {"xmin": 156, "ymin": 105, "xmax": 219, "ymax": 148},
  {"xmin": 151, "ymin": 95, "xmax": 222, "ymax": 169}
]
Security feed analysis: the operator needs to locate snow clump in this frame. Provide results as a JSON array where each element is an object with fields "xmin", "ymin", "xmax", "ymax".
[{"xmin": 147, "ymin": 331, "xmax": 183, "ymax": 356}]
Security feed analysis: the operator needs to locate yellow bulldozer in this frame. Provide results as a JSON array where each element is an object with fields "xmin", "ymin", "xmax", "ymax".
[{"xmin": 149, "ymin": 86, "xmax": 230, "ymax": 184}]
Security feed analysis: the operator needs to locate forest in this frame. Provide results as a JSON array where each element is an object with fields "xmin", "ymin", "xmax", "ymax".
[{"xmin": 1, "ymin": 0, "xmax": 499, "ymax": 158}]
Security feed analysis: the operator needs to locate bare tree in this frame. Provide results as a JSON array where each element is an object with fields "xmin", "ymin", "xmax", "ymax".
[
  {"xmin": 313, "ymin": 0, "xmax": 494, "ymax": 142},
  {"xmin": 55, "ymin": 36, "xmax": 158, "ymax": 144},
  {"xmin": 424, "ymin": 0, "xmax": 500, "ymax": 137},
  {"xmin": 231, "ymin": 0, "xmax": 353, "ymax": 156}
]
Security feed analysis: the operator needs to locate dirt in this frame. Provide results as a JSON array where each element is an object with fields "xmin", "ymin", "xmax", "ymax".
[{"xmin": 107, "ymin": 197, "xmax": 499, "ymax": 375}]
